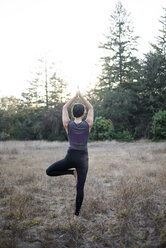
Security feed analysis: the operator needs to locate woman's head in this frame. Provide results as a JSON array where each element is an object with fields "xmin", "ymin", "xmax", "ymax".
[{"xmin": 72, "ymin": 103, "xmax": 85, "ymax": 118}]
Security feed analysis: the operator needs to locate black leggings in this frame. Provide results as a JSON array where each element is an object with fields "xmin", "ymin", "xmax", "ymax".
[{"xmin": 46, "ymin": 149, "xmax": 88, "ymax": 216}]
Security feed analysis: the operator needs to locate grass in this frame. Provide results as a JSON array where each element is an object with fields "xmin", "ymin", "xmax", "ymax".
[{"xmin": 0, "ymin": 140, "xmax": 166, "ymax": 247}]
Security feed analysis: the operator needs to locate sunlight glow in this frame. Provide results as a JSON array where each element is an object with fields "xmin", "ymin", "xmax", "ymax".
[{"xmin": 0, "ymin": 0, "xmax": 165, "ymax": 97}]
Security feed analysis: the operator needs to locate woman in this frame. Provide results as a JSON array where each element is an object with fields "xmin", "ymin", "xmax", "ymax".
[{"xmin": 46, "ymin": 89, "xmax": 94, "ymax": 220}]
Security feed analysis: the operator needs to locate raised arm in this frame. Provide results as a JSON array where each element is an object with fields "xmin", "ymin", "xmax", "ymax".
[
  {"xmin": 62, "ymin": 92, "xmax": 78, "ymax": 132},
  {"xmin": 79, "ymin": 91, "xmax": 94, "ymax": 129}
]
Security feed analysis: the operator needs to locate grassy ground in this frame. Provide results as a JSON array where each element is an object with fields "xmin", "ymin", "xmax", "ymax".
[{"xmin": 0, "ymin": 140, "xmax": 166, "ymax": 248}]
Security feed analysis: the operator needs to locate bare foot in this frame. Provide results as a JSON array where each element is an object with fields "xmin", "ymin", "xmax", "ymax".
[
  {"xmin": 74, "ymin": 214, "xmax": 79, "ymax": 221},
  {"xmin": 73, "ymin": 169, "xmax": 78, "ymax": 185}
]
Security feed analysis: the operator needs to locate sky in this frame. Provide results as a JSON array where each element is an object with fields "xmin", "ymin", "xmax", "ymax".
[{"xmin": 0, "ymin": 0, "xmax": 165, "ymax": 98}]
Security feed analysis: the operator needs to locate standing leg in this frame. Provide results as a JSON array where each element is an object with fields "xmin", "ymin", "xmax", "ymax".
[
  {"xmin": 74, "ymin": 160, "xmax": 88, "ymax": 216},
  {"xmin": 46, "ymin": 157, "xmax": 74, "ymax": 177}
]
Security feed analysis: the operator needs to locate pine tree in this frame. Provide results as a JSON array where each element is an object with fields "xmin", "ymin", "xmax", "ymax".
[
  {"xmin": 137, "ymin": 7, "xmax": 166, "ymax": 137},
  {"xmin": 22, "ymin": 77, "xmax": 42, "ymax": 108},
  {"xmin": 89, "ymin": 1, "xmax": 141, "ymax": 136},
  {"xmin": 152, "ymin": 8, "xmax": 166, "ymax": 55},
  {"xmin": 99, "ymin": 1, "xmax": 139, "ymax": 89},
  {"xmin": 49, "ymin": 72, "xmax": 69, "ymax": 106},
  {"xmin": 21, "ymin": 58, "xmax": 69, "ymax": 108},
  {"xmin": 142, "ymin": 7, "xmax": 166, "ymax": 114}
]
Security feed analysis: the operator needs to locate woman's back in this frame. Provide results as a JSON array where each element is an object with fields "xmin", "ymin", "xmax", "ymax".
[{"xmin": 68, "ymin": 121, "xmax": 89, "ymax": 152}]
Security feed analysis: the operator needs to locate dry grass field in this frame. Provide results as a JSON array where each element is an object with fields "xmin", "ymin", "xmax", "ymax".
[{"xmin": 0, "ymin": 140, "xmax": 166, "ymax": 248}]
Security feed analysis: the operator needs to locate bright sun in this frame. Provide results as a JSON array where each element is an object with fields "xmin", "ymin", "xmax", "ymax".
[{"xmin": 0, "ymin": 0, "xmax": 165, "ymax": 97}]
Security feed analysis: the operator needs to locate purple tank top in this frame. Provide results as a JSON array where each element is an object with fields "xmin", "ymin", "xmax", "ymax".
[{"xmin": 68, "ymin": 121, "xmax": 89, "ymax": 152}]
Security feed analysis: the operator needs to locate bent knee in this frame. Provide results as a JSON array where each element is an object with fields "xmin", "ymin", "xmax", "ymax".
[{"xmin": 46, "ymin": 168, "xmax": 51, "ymax": 176}]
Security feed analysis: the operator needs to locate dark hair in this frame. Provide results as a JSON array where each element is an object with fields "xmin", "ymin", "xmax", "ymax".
[{"xmin": 72, "ymin": 104, "xmax": 85, "ymax": 118}]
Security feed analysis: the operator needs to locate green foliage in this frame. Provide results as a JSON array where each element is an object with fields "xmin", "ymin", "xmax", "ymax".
[
  {"xmin": 116, "ymin": 130, "xmax": 134, "ymax": 142},
  {"xmin": 99, "ymin": 1, "xmax": 139, "ymax": 88},
  {"xmin": 21, "ymin": 58, "xmax": 69, "ymax": 109},
  {"xmin": 49, "ymin": 72, "xmax": 69, "ymax": 106},
  {"xmin": 152, "ymin": 110, "xmax": 166, "ymax": 140},
  {"xmin": 0, "ymin": 132, "xmax": 10, "ymax": 141},
  {"xmin": 90, "ymin": 117, "xmax": 115, "ymax": 141},
  {"xmin": 9, "ymin": 109, "xmax": 43, "ymax": 140},
  {"xmin": 7, "ymin": 105, "xmax": 67, "ymax": 141},
  {"xmin": 0, "ymin": 7, "xmax": 166, "ymax": 142},
  {"xmin": 42, "ymin": 105, "xmax": 66, "ymax": 141},
  {"xmin": 141, "ymin": 52, "xmax": 166, "ymax": 113},
  {"xmin": 89, "ymin": 6, "xmax": 166, "ymax": 140},
  {"xmin": 99, "ymin": 87, "xmax": 140, "ymax": 133},
  {"xmin": 152, "ymin": 7, "xmax": 166, "ymax": 55}
]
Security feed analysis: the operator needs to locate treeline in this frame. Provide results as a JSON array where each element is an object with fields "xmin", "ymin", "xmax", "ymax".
[
  {"xmin": 87, "ymin": 2, "xmax": 166, "ymax": 141},
  {"xmin": 0, "ymin": 2, "xmax": 166, "ymax": 141},
  {"xmin": 0, "ymin": 58, "xmax": 69, "ymax": 141}
]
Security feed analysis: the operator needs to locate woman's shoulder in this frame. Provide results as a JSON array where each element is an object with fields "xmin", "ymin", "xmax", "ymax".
[
  {"xmin": 83, "ymin": 120, "xmax": 89, "ymax": 127},
  {"xmin": 68, "ymin": 120, "xmax": 73, "ymax": 126},
  {"xmin": 68, "ymin": 120, "xmax": 89, "ymax": 127}
]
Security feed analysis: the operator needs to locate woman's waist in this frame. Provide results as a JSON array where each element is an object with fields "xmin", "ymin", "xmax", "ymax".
[{"xmin": 67, "ymin": 147, "xmax": 88, "ymax": 155}]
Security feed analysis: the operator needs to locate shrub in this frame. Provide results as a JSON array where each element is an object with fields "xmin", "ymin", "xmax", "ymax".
[
  {"xmin": 152, "ymin": 110, "xmax": 166, "ymax": 140},
  {"xmin": 9, "ymin": 110, "xmax": 43, "ymax": 140},
  {"xmin": 90, "ymin": 116, "xmax": 115, "ymax": 141},
  {"xmin": 0, "ymin": 131, "xmax": 10, "ymax": 141},
  {"xmin": 116, "ymin": 130, "xmax": 133, "ymax": 142}
]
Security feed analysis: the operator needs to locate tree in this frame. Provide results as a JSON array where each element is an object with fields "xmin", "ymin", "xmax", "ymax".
[
  {"xmin": 152, "ymin": 7, "xmax": 166, "ymax": 55},
  {"xmin": 37, "ymin": 58, "xmax": 69, "ymax": 107},
  {"xmin": 22, "ymin": 57, "xmax": 69, "ymax": 108},
  {"xmin": 90, "ymin": 116, "xmax": 115, "ymax": 140},
  {"xmin": 152, "ymin": 110, "xmax": 166, "ymax": 140},
  {"xmin": 0, "ymin": 96, "xmax": 20, "ymax": 113},
  {"xmin": 124, "ymin": 7, "xmax": 166, "ymax": 138},
  {"xmin": 9, "ymin": 108, "xmax": 43, "ymax": 140},
  {"xmin": 141, "ymin": 52, "xmax": 166, "ymax": 113},
  {"xmin": 139, "ymin": 8, "xmax": 166, "ymax": 134},
  {"xmin": 0, "ymin": 96, "xmax": 21, "ymax": 138},
  {"xmin": 89, "ymin": 1, "xmax": 141, "ymax": 136},
  {"xmin": 90, "ymin": 5, "xmax": 166, "ymax": 139},
  {"xmin": 98, "ymin": 1, "xmax": 139, "ymax": 89},
  {"xmin": 42, "ymin": 105, "xmax": 66, "ymax": 140},
  {"xmin": 49, "ymin": 72, "xmax": 69, "ymax": 106},
  {"xmin": 22, "ymin": 78, "xmax": 42, "ymax": 108}
]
